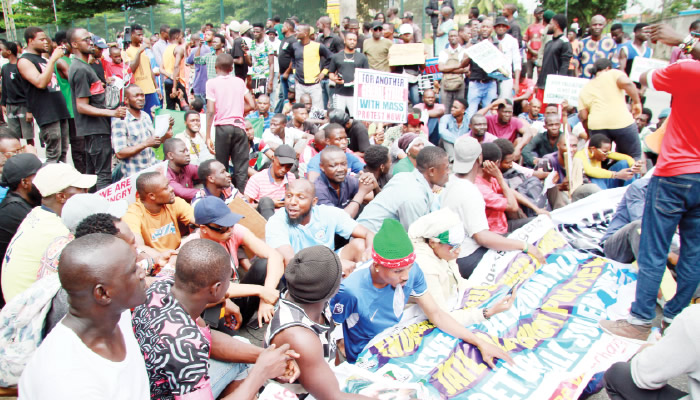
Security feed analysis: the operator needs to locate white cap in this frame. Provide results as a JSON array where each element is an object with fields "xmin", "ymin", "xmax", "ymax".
[
  {"xmin": 33, "ymin": 163, "xmax": 97, "ymax": 197},
  {"xmin": 61, "ymin": 193, "xmax": 129, "ymax": 233},
  {"xmin": 229, "ymin": 20, "xmax": 240, "ymax": 32},
  {"xmin": 399, "ymin": 24, "xmax": 414, "ymax": 36},
  {"xmin": 453, "ymin": 136, "xmax": 482, "ymax": 174}
]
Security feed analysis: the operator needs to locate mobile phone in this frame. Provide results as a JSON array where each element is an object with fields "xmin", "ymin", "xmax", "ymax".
[{"xmin": 202, "ymin": 304, "xmax": 225, "ymax": 328}]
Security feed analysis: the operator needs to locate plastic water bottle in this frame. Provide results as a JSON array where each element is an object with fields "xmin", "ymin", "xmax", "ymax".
[{"xmin": 647, "ymin": 327, "xmax": 661, "ymax": 343}]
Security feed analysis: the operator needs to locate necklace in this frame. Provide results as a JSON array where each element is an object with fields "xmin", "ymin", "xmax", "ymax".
[{"xmin": 343, "ymin": 52, "xmax": 354, "ymax": 61}]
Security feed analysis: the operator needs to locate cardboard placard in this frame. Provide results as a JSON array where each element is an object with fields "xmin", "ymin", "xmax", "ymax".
[
  {"xmin": 389, "ymin": 43, "xmax": 426, "ymax": 66},
  {"xmin": 353, "ymin": 69, "xmax": 409, "ymax": 124},
  {"xmin": 96, "ymin": 161, "xmax": 168, "ymax": 203},
  {"xmin": 629, "ymin": 57, "xmax": 668, "ymax": 82},
  {"xmin": 228, "ymin": 197, "xmax": 267, "ymax": 259},
  {"xmin": 542, "ymin": 75, "xmax": 589, "ymax": 107},
  {"xmin": 464, "ymin": 40, "xmax": 507, "ymax": 73}
]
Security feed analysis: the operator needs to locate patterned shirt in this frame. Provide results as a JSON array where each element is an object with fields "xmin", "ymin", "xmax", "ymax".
[
  {"xmin": 111, "ymin": 111, "xmax": 158, "ymax": 177},
  {"xmin": 132, "ymin": 278, "xmax": 213, "ymax": 400},
  {"xmin": 248, "ymin": 39, "xmax": 274, "ymax": 80},
  {"xmin": 193, "ymin": 51, "xmax": 233, "ymax": 81},
  {"xmin": 577, "ymin": 36, "xmax": 618, "ymax": 79}
]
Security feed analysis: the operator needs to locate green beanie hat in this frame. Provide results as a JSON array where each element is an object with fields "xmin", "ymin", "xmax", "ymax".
[{"xmin": 372, "ymin": 219, "xmax": 416, "ymax": 269}]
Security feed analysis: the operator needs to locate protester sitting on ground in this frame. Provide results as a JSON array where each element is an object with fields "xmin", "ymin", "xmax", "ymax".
[
  {"xmin": 475, "ymin": 143, "xmax": 534, "ymax": 234},
  {"xmin": 468, "ymin": 113, "xmax": 498, "ymax": 144},
  {"xmin": 384, "ymin": 111, "xmax": 426, "ymax": 161},
  {"xmin": 287, "ymin": 102, "xmax": 319, "ymax": 135},
  {"xmin": 132, "ymin": 238, "xmax": 299, "ymax": 400},
  {"xmin": 358, "ymin": 146, "xmax": 449, "ymax": 232},
  {"xmin": 438, "ymin": 98, "xmax": 470, "ymax": 162},
  {"xmin": 299, "ymin": 93, "xmax": 328, "ymax": 126},
  {"xmin": 266, "ymin": 179, "xmax": 374, "ymax": 277},
  {"xmin": 362, "ymin": 144, "xmax": 392, "ymax": 191},
  {"xmin": 172, "ymin": 196, "xmax": 284, "ymax": 328},
  {"xmin": 299, "ymin": 130, "xmax": 327, "ymax": 177},
  {"xmin": 36, "ymin": 193, "xmax": 129, "ymax": 279},
  {"xmin": 265, "ymin": 246, "xmax": 375, "ymax": 400},
  {"xmin": 1, "ymin": 163, "xmax": 95, "ymax": 303},
  {"xmin": 577, "ymin": 58, "xmax": 643, "ymax": 160},
  {"xmin": 601, "ymin": 178, "xmax": 652, "ymax": 264},
  {"xmin": 122, "ymin": 171, "xmax": 193, "ymax": 254},
  {"xmin": 477, "ymin": 98, "xmax": 534, "ymax": 161},
  {"xmin": 393, "ymin": 133, "xmax": 429, "ymax": 174},
  {"xmin": 522, "ymin": 114, "xmax": 561, "ymax": 167},
  {"xmin": 193, "ymin": 159, "xmax": 242, "ymax": 205},
  {"xmin": 175, "ymin": 110, "xmax": 216, "ymax": 164},
  {"xmin": 307, "ymin": 123, "xmax": 366, "ymax": 182},
  {"xmin": 415, "ymin": 89, "xmax": 445, "ymax": 146},
  {"xmin": 494, "ymin": 138, "xmax": 549, "ymax": 180},
  {"xmin": 636, "ymin": 108, "xmax": 657, "ymax": 165},
  {"xmin": 574, "ymin": 133, "xmax": 640, "ymax": 190},
  {"xmin": 442, "ymin": 136, "xmax": 545, "ymax": 278},
  {"xmin": 407, "ymin": 209, "xmax": 516, "ymax": 324},
  {"xmin": 244, "ymin": 144, "xmax": 296, "ymax": 220},
  {"xmin": 329, "ymin": 110, "xmax": 370, "ymax": 157},
  {"xmin": 19, "ymin": 234, "xmax": 150, "ymax": 399},
  {"xmin": 246, "ymin": 94, "xmax": 272, "ymax": 131},
  {"xmin": 165, "ymin": 138, "xmax": 200, "ymax": 202},
  {"xmin": 112, "ymin": 84, "xmax": 174, "ymax": 178},
  {"xmin": 262, "ymin": 113, "xmax": 308, "ymax": 161},
  {"xmin": 0, "ymin": 132, "xmax": 37, "ymax": 202},
  {"xmin": 603, "ymin": 304, "xmax": 699, "ymax": 400},
  {"xmin": 540, "ymin": 133, "xmax": 601, "ymax": 206},
  {"xmin": 330, "ymin": 218, "xmax": 514, "ymax": 365},
  {"xmin": 517, "ymin": 97, "xmax": 544, "ymax": 125},
  {"xmin": 315, "ymin": 146, "xmax": 376, "ymax": 218}
]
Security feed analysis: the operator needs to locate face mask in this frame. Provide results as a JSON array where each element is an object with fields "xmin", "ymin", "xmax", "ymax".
[{"xmin": 513, "ymin": 11, "xmax": 519, "ymax": 19}]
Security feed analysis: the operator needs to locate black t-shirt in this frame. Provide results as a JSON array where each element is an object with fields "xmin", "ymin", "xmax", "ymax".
[
  {"xmin": 0, "ymin": 63, "xmax": 27, "ymax": 105},
  {"xmin": 328, "ymin": 51, "xmax": 369, "ymax": 96},
  {"xmin": 278, "ymin": 34, "xmax": 297, "ymax": 73},
  {"xmin": 318, "ymin": 33, "xmax": 344, "ymax": 54},
  {"xmin": 468, "ymin": 38, "xmax": 499, "ymax": 82},
  {"xmin": 68, "ymin": 59, "xmax": 111, "ymax": 136},
  {"xmin": 90, "ymin": 60, "xmax": 107, "ymax": 84},
  {"xmin": 231, "ymin": 38, "xmax": 249, "ymax": 81},
  {"xmin": 18, "ymin": 53, "xmax": 70, "ymax": 126},
  {"xmin": 347, "ymin": 120, "xmax": 370, "ymax": 153}
]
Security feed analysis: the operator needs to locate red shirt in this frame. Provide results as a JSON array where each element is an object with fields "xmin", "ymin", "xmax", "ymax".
[
  {"xmin": 102, "ymin": 59, "xmax": 134, "ymax": 83},
  {"xmin": 650, "ymin": 60, "xmax": 700, "ymax": 177},
  {"xmin": 486, "ymin": 114, "xmax": 524, "ymax": 142},
  {"xmin": 517, "ymin": 78, "xmax": 536, "ymax": 102},
  {"xmin": 475, "ymin": 175, "xmax": 508, "ymax": 234},
  {"xmin": 525, "ymin": 23, "xmax": 546, "ymax": 59}
]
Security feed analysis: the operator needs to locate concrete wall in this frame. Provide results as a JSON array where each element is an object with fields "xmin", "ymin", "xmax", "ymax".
[{"xmin": 650, "ymin": 14, "xmax": 700, "ymax": 60}]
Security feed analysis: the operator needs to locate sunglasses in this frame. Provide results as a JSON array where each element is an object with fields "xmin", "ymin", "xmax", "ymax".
[{"xmin": 206, "ymin": 224, "xmax": 231, "ymax": 233}]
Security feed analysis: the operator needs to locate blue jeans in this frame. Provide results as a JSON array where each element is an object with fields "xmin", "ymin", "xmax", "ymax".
[
  {"xmin": 408, "ymin": 82, "xmax": 420, "ymax": 106},
  {"xmin": 275, "ymin": 76, "xmax": 290, "ymax": 114},
  {"xmin": 427, "ymin": 117, "xmax": 441, "ymax": 146},
  {"xmin": 630, "ymin": 173, "xmax": 700, "ymax": 323},
  {"xmin": 466, "ymin": 80, "xmax": 497, "ymax": 123},
  {"xmin": 144, "ymin": 92, "xmax": 161, "ymax": 117},
  {"xmin": 321, "ymin": 79, "xmax": 331, "ymax": 109},
  {"xmin": 590, "ymin": 160, "xmax": 635, "ymax": 190}
]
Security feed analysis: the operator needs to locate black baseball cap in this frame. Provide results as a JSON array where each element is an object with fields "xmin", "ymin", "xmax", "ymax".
[
  {"xmin": 275, "ymin": 144, "xmax": 297, "ymax": 165},
  {"xmin": 0, "ymin": 153, "xmax": 42, "ymax": 186},
  {"xmin": 372, "ymin": 21, "xmax": 383, "ymax": 30}
]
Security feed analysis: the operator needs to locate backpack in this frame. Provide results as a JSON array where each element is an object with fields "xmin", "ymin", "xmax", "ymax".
[
  {"xmin": 503, "ymin": 168, "xmax": 549, "ymax": 216},
  {"xmin": 441, "ymin": 50, "xmax": 464, "ymax": 91}
]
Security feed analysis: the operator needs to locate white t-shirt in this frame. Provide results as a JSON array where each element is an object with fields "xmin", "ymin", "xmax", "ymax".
[
  {"xmin": 262, "ymin": 126, "xmax": 306, "ymax": 149},
  {"xmin": 19, "ymin": 310, "xmax": 150, "ymax": 400},
  {"xmin": 441, "ymin": 175, "xmax": 490, "ymax": 258}
]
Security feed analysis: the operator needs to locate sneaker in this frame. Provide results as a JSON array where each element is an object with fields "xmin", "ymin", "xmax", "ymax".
[{"xmin": 599, "ymin": 319, "xmax": 651, "ymax": 342}]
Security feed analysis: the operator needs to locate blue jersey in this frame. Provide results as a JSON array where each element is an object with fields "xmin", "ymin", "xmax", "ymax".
[{"xmin": 330, "ymin": 264, "xmax": 427, "ymax": 363}]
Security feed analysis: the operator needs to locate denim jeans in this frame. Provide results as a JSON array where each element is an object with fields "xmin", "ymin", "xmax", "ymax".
[
  {"xmin": 590, "ymin": 160, "xmax": 635, "ymax": 190},
  {"xmin": 275, "ymin": 76, "xmax": 290, "ymax": 114},
  {"xmin": 408, "ymin": 82, "xmax": 420, "ymax": 106},
  {"xmin": 630, "ymin": 173, "xmax": 700, "ymax": 323},
  {"xmin": 466, "ymin": 80, "xmax": 498, "ymax": 123},
  {"xmin": 321, "ymin": 79, "xmax": 331, "ymax": 109}
]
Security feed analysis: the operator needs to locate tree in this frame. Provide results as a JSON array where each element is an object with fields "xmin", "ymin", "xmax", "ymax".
[{"xmin": 541, "ymin": 0, "xmax": 626, "ymax": 31}]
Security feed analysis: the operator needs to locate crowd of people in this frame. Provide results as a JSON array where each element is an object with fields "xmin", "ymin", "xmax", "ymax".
[{"xmin": 0, "ymin": 5, "xmax": 698, "ymax": 400}]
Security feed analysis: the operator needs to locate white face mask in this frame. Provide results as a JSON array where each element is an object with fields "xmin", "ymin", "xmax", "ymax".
[{"xmin": 513, "ymin": 11, "xmax": 519, "ymax": 19}]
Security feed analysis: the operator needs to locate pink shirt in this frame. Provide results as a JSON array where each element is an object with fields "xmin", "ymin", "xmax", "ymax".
[
  {"xmin": 179, "ymin": 226, "xmax": 248, "ymax": 270},
  {"xmin": 244, "ymin": 168, "xmax": 296, "ymax": 202},
  {"xmin": 475, "ymin": 175, "xmax": 508, "ymax": 234},
  {"xmin": 205, "ymin": 75, "xmax": 248, "ymax": 129},
  {"xmin": 486, "ymin": 114, "xmax": 524, "ymax": 142}
]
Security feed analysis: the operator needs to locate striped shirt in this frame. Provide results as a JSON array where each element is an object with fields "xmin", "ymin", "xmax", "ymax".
[
  {"xmin": 111, "ymin": 111, "xmax": 158, "ymax": 177},
  {"xmin": 244, "ymin": 168, "xmax": 296, "ymax": 202}
]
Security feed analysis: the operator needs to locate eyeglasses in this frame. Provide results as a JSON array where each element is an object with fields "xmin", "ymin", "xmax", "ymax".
[{"xmin": 206, "ymin": 224, "xmax": 231, "ymax": 233}]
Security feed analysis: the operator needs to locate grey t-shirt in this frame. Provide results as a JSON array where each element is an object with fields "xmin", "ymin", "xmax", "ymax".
[{"xmin": 68, "ymin": 59, "xmax": 111, "ymax": 136}]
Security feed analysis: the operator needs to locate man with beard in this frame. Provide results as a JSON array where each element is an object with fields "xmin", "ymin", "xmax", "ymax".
[
  {"xmin": 192, "ymin": 159, "xmax": 242, "ymax": 205},
  {"xmin": 306, "ymin": 123, "xmax": 365, "ymax": 182},
  {"xmin": 0, "ymin": 153, "xmax": 42, "ymax": 307},
  {"xmin": 576, "ymin": 15, "xmax": 617, "ymax": 79},
  {"xmin": 244, "ymin": 145, "xmax": 296, "ymax": 220},
  {"xmin": 478, "ymin": 99, "xmax": 534, "ymax": 161},
  {"xmin": 176, "ymin": 110, "xmax": 215, "ymax": 164},
  {"xmin": 266, "ymin": 179, "xmax": 374, "ymax": 277},
  {"xmin": 194, "ymin": 33, "xmax": 229, "ymax": 81},
  {"xmin": 314, "ymin": 146, "xmax": 376, "ymax": 218},
  {"xmin": 414, "ymin": 89, "xmax": 445, "ymax": 146},
  {"xmin": 328, "ymin": 32, "xmax": 368, "ymax": 118},
  {"xmin": 468, "ymin": 114, "xmax": 498, "ymax": 143},
  {"xmin": 165, "ymin": 138, "xmax": 200, "ymax": 202}
]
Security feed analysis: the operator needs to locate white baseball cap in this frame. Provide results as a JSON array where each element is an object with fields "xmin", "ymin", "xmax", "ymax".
[
  {"xmin": 61, "ymin": 193, "xmax": 129, "ymax": 233},
  {"xmin": 33, "ymin": 163, "xmax": 97, "ymax": 197},
  {"xmin": 229, "ymin": 20, "xmax": 240, "ymax": 32},
  {"xmin": 453, "ymin": 136, "xmax": 482, "ymax": 174},
  {"xmin": 399, "ymin": 24, "xmax": 414, "ymax": 36}
]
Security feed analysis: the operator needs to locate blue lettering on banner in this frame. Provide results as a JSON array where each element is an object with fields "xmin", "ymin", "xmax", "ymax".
[{"xmin": 151, "ymin": 223, "xmax": 176, "ymax": 242}]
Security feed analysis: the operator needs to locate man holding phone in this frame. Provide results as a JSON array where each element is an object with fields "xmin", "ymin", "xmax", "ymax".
[{"xmin": 244, "ymin": 145, "xmax": 297, "ymax": 220}]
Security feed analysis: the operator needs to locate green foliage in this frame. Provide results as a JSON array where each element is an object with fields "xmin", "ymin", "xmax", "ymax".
[
  {"xmin": 9, "ymin": 0, "xmax": 162, "ymax": 28},
  {"xmin": 541, "ymin": 0, "xmax": 627, "ymax": 30}
]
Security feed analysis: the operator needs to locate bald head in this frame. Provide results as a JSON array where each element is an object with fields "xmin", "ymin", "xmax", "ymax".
[
  {"xmin": 320, "ymin": 145, "xmax": 345, "ymax": 165},
  {"xmin": 287, "ymin": 178, "xmax": 315, "ymax": 197},
  {"xmin": 175, "ymin": 239, "xmax": 232, "ymax": 294}
]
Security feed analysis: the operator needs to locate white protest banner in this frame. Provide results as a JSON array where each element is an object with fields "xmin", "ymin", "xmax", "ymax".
[
  {"xmin": 96, "ymin": 161, "xmax": 168, "ymax": 203},
  {"xmin": 464, "ymin": 39, "xmax": 507, "ymax": 74},
  {"xmin": 629, "ymin": 57, "xmax": 668, "ymax": 82},
  {"xmin": 353, "ymin": 69, "xmax": 408, "ymax": 124},
  {"xmin": 543, "ymin": 75, "xmax": 589, "ymax": 107}
]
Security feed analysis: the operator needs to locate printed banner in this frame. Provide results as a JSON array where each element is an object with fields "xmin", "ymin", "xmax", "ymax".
[
  {"xmin": 96, "ymin": 161, "xmax": 168, "ymax": 203},
  {"xmin": 629, "ymin": 57, "xmax": 668, "ymax": 83},
  {"xmin": 543, "ymin": 75, "xmax": 589, "ymax": 107},
  {"xmin": 342, "ymin": 217, "xmax": 639, "ymax": 399},
  {"xmin": 353, "ymin": 69, "xmax": 409, "ymax": 124}
]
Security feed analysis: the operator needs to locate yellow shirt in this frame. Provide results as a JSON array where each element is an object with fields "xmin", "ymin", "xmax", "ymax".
[
  {"xmin": 122, "ymin": 197, "xmax": 194, "ymax": 252},
  {"xmin": 578, "ymin": 69, "xmax": 635, "ymax": 130},
  {"xmin": 125, "ymin": 45, "xmax": 156, "ymax": 94},
  {"xmin": 162, "ymin": 43, "xmax": 186, "ymax": 86},
  {"xmin": 1, "ymin": 207, "xmax": 69, "ymax": 302},
  {"xmin": 574, "ymin": 149, "xmax": 635, "ymax": 179}
]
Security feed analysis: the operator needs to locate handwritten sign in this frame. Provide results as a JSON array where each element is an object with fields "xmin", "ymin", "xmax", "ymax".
[
  {"xmin": 96, "ymin": 161, "xmax": 168, "ymax": 203},
  {"xmin": 629, "ymin": 57, "xmax": 668, "ymax": 82},
  {"xmin": 543, "ymin": 75, "xmax": 589, "ymax": 107},
  {"xmin": 388, "ymin": 43, "xmax": 425, "ymax": 66},
  {"xmin": 464, "ymin": 40, "xmax": 507, "ymax": 74},
  {"xmin": 353, "ymin": 69, "xmax": 408, "ymax": 123}
]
